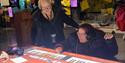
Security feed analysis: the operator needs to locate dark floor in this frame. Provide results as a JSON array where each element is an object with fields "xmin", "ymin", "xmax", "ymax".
[{"xmin": 115, "ymin": 34, "xmax": 125, "ymax": 61}]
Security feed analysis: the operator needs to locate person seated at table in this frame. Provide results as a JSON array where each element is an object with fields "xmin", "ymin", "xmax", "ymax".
[
  {"xmin": 0, "ymin": 49, "xmax": 9, "ymax": 63},
  {"xmin": 63, "ymin": 23, "xmax": 118, "ymax": 61}
]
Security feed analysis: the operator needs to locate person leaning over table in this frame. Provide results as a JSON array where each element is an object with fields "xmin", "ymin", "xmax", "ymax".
[
  {"xmin": 31, "ymin": 0, "xmax": 79, "ymax": 49},
  {"xmin": 57, "ymin": 24, "xmax": 118, "ymax": 61}
]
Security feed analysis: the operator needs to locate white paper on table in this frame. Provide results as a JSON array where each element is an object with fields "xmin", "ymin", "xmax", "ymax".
[
  {"xmin": 10, "ymin": 57, "xmax": 27, "ymax": 63},
  {"xmin": 66, "ymin": 57, "xmax": 100, "ymax": 63}
]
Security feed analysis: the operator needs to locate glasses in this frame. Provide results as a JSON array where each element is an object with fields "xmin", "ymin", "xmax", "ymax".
[{"xmin": 77, "ymin": 32, "xmax": 87, "ymax": 36}]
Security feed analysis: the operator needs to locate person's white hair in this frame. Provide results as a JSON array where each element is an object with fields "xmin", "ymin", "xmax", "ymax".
[
  {"xmin": 38, "ymin": 0, "xmax": 53, "ymax": 10},
  {"xmin": 38, "ymin": 0, "xmax": 54, "ymax": 20}
]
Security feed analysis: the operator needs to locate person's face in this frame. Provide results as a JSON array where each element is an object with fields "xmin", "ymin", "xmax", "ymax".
[
  {"xmin": 40, "ymin": 1, "xmax": 52, "ymax": 13},
  {"xmin": 77, "ymin": 28, "xmax": 88, "ymax": 43},
  {"xmin": 42, "ymin": 5, "xmax": 52, "ymax": 13}
]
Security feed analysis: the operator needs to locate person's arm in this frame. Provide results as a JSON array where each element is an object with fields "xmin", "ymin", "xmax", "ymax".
[
  {"xmin": 63, "ymin": 33, "xmax": 75, "ymax": 52},
  {"xmin": 99, "ymin": 30, "xmax": 118, "ymax": 56},
  {"xmin": 61, "ymin": 10, "xmax": 79, "ymax": 28},
  {"xmin": 105, "ymin": 37, "xmax": 118, "ymax": 56},
  {"xmin": 55, "ymin": 33, "xmax": 75, "ymax": 53}
]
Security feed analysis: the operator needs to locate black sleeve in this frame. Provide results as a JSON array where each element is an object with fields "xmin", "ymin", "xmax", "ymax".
[
  {"xmin": 63, "ymin": 34, "xmax": 75, "ymax": 52},
  {"xmin": 97, "ymin": 30, "xmax": 118, "ymax": 56},
  {"xmin": 105, "ymin": 37, "xmax": 118, "ymax": 56},
  {"xmin": 31, "ymin": 17, "xmax": 37, "ymax": 44},
  {"xmin": 61, "ymin": 10, "xmax": 79, "ymax": 28}
]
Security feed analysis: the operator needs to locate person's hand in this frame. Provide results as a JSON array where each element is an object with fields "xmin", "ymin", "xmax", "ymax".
[
  {"xmin": 104, "ymin": 33, "xmax": 113, "ymax": 40},
  {"xmin": 55, "ymin": 47, "xmax": 63, "ymax": 54}
]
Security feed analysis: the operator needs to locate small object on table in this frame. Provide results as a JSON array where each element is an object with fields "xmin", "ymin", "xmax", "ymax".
[
  {"xmin": 0, "ymin": 51, "xmax": 9, "ymax": 63},
  {"xmin": 7, "ymin": 46, "xmax": 24, "ymax": 56}
]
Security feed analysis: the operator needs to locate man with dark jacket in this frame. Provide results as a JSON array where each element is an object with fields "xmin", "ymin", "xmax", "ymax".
[
  {"xmin": 63, "ymin": 24, "xmax": 118, "ymax": 61},
  {"xmin": 31, "ymin": 0, "xmax": 78, "ymax": 48}
]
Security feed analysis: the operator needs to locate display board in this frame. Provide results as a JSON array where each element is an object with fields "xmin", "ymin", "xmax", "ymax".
[{"xmin": 26, "ymin": 49, "xmax": 99, "ymax": 63}]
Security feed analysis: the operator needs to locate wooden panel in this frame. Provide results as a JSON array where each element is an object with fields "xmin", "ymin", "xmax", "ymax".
[{"xmin": 14, "ymin": 10, "xmax": 32, "ymax": 47}]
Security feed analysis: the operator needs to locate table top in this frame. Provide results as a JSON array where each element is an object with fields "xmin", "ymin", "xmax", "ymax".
[{"xmin": 7, "ymin": 46, "xmax": 120, "ymax": 63}]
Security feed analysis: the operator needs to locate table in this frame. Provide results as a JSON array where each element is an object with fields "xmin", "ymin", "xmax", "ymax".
[
  {"xmin": 7, "ymin": 47, "xmax": 120, "ymax": 63},
  {"xmin": 91, "ymin": 23, "xmax": 125, "ymax": 40}
]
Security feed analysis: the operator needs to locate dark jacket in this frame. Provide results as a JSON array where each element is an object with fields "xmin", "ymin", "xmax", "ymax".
[
  {"xmin": 64, "ymin": 30, "xmax": 118, "ymax": 61},
  {"xmin": 54, "ymin": 0, "xmax": 61, "ymax": 9},
  {"xmin": 31, "ymin": 8, "xmax": 78, "ymax": 48}
]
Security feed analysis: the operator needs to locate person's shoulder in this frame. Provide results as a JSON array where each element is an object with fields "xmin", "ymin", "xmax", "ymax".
[
  {"xmin": 55, "ymin": 7, "xmax": 65, "ymax": 14},
  {"xmin": 96, "ymin": 29, "xmax": 105, "ymax": 33},
  {"xmin": 32, "ymin": 9, "xmax": 41, "ymax": 17},
  {"xmin": 95, "ymin": 29, "xmax": 105, "ymax": 36},
  {"xmin": 91, "ymin": 29, "xmax": 105, "ymax": 42}
]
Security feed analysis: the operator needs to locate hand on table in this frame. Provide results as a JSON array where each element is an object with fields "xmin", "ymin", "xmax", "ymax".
[
  {"xmin": 104, "ymin": 33, "xmax": 113, "ymax": 40},
  {"xmin": 55, "ymin": 47, "xmax": 63, "ymax": 54}
]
